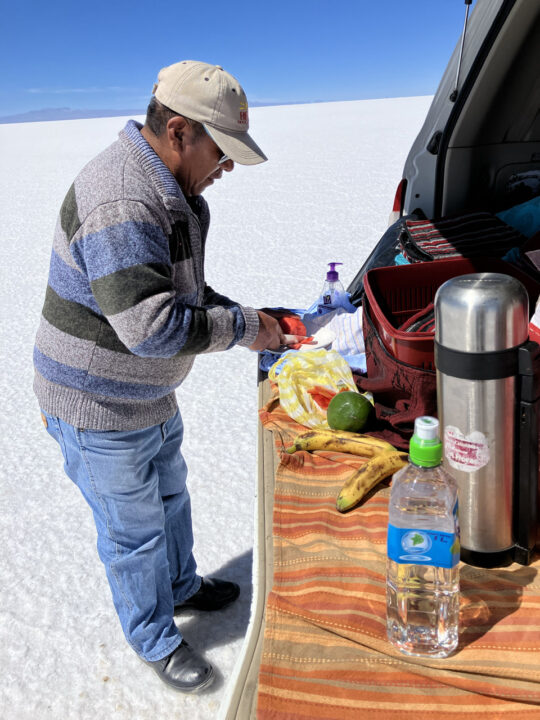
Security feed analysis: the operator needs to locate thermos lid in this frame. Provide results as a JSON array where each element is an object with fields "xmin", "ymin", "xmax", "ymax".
[{"xmin": 434, "ymin": 273, "xmax": 529, "ymax": 353}]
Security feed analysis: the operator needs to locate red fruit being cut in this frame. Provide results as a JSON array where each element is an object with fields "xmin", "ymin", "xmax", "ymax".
[{"xmin": 278, "ymin": 316, "xmax": 307, "ymax": 336}]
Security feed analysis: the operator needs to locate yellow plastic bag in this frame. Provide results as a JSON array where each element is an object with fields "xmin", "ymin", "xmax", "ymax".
[{"xmin": 268, "ymin": 349, "xmax": 358, "ymax": 428}]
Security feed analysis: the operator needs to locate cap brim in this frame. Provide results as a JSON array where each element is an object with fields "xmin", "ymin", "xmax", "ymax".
[{"xmin": 203, "ymin": 124, "xmax": 267, "ymax": 166}]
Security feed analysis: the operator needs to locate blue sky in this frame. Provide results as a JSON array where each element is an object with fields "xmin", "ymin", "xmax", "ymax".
[{"xmin": 1, "ymin": 0, "xmax": 470, "ymax": 117}]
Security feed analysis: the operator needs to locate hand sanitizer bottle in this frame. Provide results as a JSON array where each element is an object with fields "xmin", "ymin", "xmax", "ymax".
[{"xmin": 321, "ymin": 263, "xmax": 344, "ymax": 308}]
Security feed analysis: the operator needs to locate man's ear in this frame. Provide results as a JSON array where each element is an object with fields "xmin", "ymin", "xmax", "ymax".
[{"xmin": 166, "ymin": 116, "xmax": 189, "ymax": 154}]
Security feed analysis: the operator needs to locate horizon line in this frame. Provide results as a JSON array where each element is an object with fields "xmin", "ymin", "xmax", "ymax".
[{"xmin": 0, "ymin": 95, "xmax": 433, "ymax": 125}]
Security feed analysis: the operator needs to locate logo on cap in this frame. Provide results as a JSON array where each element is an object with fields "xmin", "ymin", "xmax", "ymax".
[{"xmin": 238, "ymin": 101, "xmax": 248, "ymax": 125}]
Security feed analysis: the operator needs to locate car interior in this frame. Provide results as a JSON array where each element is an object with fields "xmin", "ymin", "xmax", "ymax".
[{"xmin": 440, "ymin": 0, "xmax": 540, "ymax": 216}]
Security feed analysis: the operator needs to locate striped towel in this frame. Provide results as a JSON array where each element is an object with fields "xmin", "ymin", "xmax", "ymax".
[
  {"xmin": 302, "ymin": 306, "xmax": 365, "ymax": 358},
  {"xmin": 325, "ymin": 307, "xmax": 365, "ymax": 356},
  {"xmin": 257, "ymin": 392, "xmax": 540, "ymax": 719},
  {"xmin": 402, "ymin": 212, "xmax": 526, "ymax": 262}
]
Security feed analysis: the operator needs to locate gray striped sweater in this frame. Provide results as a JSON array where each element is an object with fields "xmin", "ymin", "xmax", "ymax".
[{"xmin": 33, "ymin": 120, "xmax": 259, "ymax": 430}]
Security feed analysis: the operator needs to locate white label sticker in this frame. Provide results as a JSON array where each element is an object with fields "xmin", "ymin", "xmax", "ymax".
[{"xmin": 444, "ymin": 425, "xmax": 490, "ymax": 473}]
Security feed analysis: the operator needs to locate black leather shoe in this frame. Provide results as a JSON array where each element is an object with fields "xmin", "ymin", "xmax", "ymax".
[
  {"xmin": 175, "ymin": 577, "xmax": 240, "ymax": 612},
  {"xmin": 147, "ymin": 640, "xmax": 214, "ymax": 693}
]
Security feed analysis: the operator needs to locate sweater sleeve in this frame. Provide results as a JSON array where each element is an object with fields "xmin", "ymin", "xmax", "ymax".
[
  {"xmin": 202, "ymin": 283, "xmax": 241, "ymax": 308},
  {"xmin": 70, "ymin": 200, "xmax": 259, "ymax": 357}
]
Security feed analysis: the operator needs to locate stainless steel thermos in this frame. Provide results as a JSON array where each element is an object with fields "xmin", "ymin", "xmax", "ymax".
[{"xmin": 435, "ymin": 273, "xmax": 540, "ymax": 567}]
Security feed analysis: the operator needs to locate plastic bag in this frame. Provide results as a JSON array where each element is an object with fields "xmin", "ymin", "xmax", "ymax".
[{"xmin": 268, "ymin": 349, "xmax": 358, "ymax": 428}]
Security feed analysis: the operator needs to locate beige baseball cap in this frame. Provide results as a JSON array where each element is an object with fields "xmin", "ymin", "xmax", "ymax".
[{"xmin": 152, "ymin": 60, "xmax": 267, "ymax": 166}]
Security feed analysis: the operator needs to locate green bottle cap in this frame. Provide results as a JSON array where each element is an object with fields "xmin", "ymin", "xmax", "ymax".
[{"xmin": 409, "ymin": 416, "xmax": 442, "ymax": 467}]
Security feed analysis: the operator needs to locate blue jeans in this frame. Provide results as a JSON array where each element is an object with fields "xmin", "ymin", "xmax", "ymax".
[{"xmin": 42, "ymin": 409, "xmax": 200, "ymax": 662}]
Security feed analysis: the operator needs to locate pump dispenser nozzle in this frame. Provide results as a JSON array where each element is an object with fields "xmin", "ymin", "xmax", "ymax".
[{"xmin": 326, "ymin": 262, "xmax": 343, "ymax": 282}]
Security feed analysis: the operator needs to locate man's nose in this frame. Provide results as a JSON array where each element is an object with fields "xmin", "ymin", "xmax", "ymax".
[{"xmin": 222, "ymin": 159, "xmax": 235, "ymax": 172}]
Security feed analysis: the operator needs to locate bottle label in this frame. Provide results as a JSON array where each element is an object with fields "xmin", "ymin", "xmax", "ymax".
[
  {"xmin": 387, "ymin": 525, "xmax": 460, "ymax": 568},
  {"xmin": 323, "ymin": 293, "xmax": 332, "ymax": 305}
]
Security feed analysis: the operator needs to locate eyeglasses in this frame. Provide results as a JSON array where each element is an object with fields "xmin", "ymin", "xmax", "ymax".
[{"xmin": 203, "ymin": 125, "xmax": 230, "ymax": 166}]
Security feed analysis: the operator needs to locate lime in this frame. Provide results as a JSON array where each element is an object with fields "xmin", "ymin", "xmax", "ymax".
[{"xmin": 327, "ymin": 391, "xmax": 373, "ymax": 432}]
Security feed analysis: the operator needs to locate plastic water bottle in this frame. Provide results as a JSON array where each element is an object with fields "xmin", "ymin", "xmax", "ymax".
[{"xmin": 386, "ymin": 416, "xmax": 460, "ymax": 657}]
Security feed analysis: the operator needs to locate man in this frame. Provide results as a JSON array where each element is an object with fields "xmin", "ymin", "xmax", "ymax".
[{"xmin": 33, "ymin": 60, "xmax": 294, "ymax": 693}]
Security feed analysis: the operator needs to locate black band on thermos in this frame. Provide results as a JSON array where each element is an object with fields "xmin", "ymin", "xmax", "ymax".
[{"xmin": 434, "ymin": 341, "xmax": 519, "ymax": 380}]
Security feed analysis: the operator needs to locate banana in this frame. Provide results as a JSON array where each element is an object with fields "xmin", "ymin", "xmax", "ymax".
[
  {"xmin": 286, "ymin": 428, "xmax": 396, "ymax": 458},
  {"xmin": 336, "ymin": 451, "xmax": 408, "ymax": 512}
]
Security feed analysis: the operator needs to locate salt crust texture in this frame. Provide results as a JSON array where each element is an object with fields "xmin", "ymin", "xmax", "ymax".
[{"xmin": 0, "ymin": 96, "xmax": 431, "ymax": 719}]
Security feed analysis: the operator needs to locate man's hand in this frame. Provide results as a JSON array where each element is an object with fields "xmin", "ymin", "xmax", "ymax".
[
  {"xmin": 249, "ymin": 311, "xmax": 287, "ymax": 352},
  {"xmin": 257, "ymin": 308, "xmax": 299, "ymax": 320}
]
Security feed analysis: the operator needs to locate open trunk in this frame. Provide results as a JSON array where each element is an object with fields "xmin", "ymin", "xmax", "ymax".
[{"xmin": 402, "ymin": 0, "xmax": 540, "ymax": 220}]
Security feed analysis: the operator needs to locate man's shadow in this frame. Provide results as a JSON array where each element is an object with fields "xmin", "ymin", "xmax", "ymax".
[
  {"xmin": 173, "ymin": 549, "xmax": 255, "ymax": 690},
  {"xmin": 458, "ymin": 561, "xmax": 538, "ymax": 649}
]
